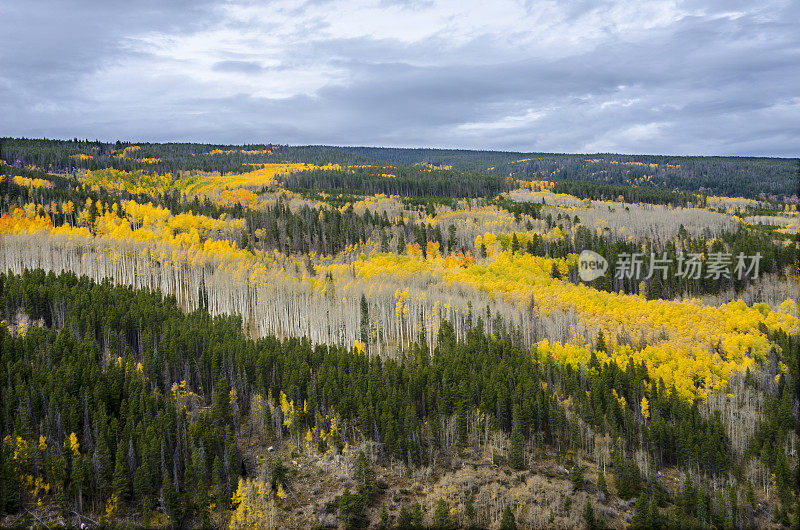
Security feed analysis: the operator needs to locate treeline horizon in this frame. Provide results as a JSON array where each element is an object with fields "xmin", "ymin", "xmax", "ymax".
[{"xmin": 2, "ymin": 138, "xmax": 797, "ymax": 201}]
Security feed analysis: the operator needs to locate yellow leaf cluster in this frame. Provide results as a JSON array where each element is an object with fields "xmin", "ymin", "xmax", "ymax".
[{"xmin": 13, "ymin": 176, "xmax": 53, "ymax": 189}]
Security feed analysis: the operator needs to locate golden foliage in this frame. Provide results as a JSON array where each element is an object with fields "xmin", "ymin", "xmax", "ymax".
[
  {"xmin": 12, "ymin": 176, "xmax": 53, "ymax": 189},
  {"xmin": 229, "ymin": 477, "xmax": 276, "ymax": 529}
]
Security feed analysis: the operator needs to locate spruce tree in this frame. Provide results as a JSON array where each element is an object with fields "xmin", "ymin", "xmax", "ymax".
[
  {"xmin": 360, "ymin": 294, "xmax": 370, "ymax": 350},
  {"xmin": 465, "ymin": 492, "xmax": 476, "ymax": 528},
  {"xmin": 509, "ymin": 427, "xmax": 525, "ymax": 470},
  {"xmin": 112, "ymin": 443, "xmax": 130, "ymax": 502},
  {"xmin": 410, "ymin": 502, "xmax": 423, "ymax": 528},
  {"xmin": 597, "ymin": 468, "xmax": 609, "ymax": 497},
  {"xmin": 596, "ymin": 330, "xmax": 607, "ymax": 353},
  {"xmin": 584, "ymin": 498, "xmax": 597, "ymax": 529},
  {"xmin": 162, "ymin": 470, "xmax": 180, "ymax": 525},
  {"xmin": 398, "ymin": 505, "xmax": 413, "ymax": 529},
  {"xmin": 499, "ymin": 505, "xmax": 517, "ymax": 530},
  {"xmin": 354, "ymin": 450, "xmax": 376, "ymax": 505},
  {"xmin": 630, "ymin": 493, "xmax": 649, "ymax": 529},
  {"xmin": 571, "ymin": 463, "xmax": 584, "ymax": 490},
  {"xmin": 433, "ymin": 498, "xmax": 454, "ymax": 529},
  {"xmin": 612, "ymin": 452, "xmax": 629, "ymax": 499},
  {"xmin": 0, "ymin": 444, "xmax": 20, "ymax": 514},
  {"xmin": 377, "ymin": 505, "xmax": 389, "ymax": 530}
]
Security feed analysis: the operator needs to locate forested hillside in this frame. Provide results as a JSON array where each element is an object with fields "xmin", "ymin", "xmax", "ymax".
[
  {"xmin": 329, "ymin": 147, "xmax": 799, "ymax": 201},
  {"xmin": 0, "ymin": 138, "xmax": 798, "ymax": 528}
]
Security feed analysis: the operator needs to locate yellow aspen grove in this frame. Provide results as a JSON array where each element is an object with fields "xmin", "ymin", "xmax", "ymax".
[{"xmin": 1, "ymin": 139, "xmax": 798, "ymax": 528}]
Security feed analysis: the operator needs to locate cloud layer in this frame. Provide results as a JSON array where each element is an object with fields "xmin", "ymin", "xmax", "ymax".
[{"xmin": 2, "ymin": 0, "xmax": 798, "ymax": 156}]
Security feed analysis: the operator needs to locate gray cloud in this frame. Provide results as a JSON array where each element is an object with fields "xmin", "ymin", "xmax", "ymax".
[{"xmin": 1, "ymin": 0, "xmax": 798, "ymax": 157}]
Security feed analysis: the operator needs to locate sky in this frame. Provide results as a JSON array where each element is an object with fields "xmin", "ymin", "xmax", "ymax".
[{"xmin": 1, "ymin": 0, "xmax": 799, "ymax": 156}]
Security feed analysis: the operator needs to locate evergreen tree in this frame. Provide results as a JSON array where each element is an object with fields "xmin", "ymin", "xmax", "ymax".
[
  {"xmin": 648, "ymin": 497, "xmax": 664, "ymax": 528},
  {"xmin": 509, "ymin": 427, "xmax": 525, "ymax": 470},
  {"xmin": 571, "ymin": 463, "xmax": 584, "ymax": 490},
  {"xmin": 212, "ymin": 377, "xmax": 232, "ymax": 430},
  {"xmin": 585, "ymin": 498, "xmax": 597, "ymax": 529},
  {"xmin": 112, "ymin": 443, "xmax": 130, "ymax": 502},
  {"xmin": 465, "ymin": 492, "xmax": 476, "ymax": 528},
  {"xmin": 162, "ymin": 470, "xmax": 180, "ymax": 526},
  {"xmin": 354, "ymin": 450, "xmax": 376, "ymax": 505},
  {"xmin": 0, "ymin": 444, "xmax": 20, "ymax": 514},
  {"xmin": 612, "ymin": 452, "xmax": 629, "ymax": 499},
  {"xmin": 550, "ymin": 262, "xmax": 561, "ymax": 279},
  {"xmin": 680, "ymin": 473, "xmax": 696, "ymax": 517},
  {"xmin": 338, "ymin": 488, "xmax": 368, "ymax": 529},
  {"xmin": 597, "ymin": 468, "xmax": 608, "ymax": 497},
  {"xmin": 398, "ymin": 505, "xmax": 413, "ymax": 529},
  {"xmin": 410, "ymin": 502, "xmax": 423, "ymax": 528},
  {"xmin": 360, "ymin": 294, "xmax": 370, "ymax": 350},
  {"xmin": 596, "ymin": 330, "xmax": 607, "ymax": 353},
  {"xmin": 630, "ymin": 493, "xmax": 649, "ymax": 529},
  {"xmin": 271, "ymin": 459, "xmax": 287, "ymax": 491},
  {"xmin": 433, "ymin": 498, "xmax": 454, "ymax": 529},
  {"xmin": 378, "ymin": 505, "xmax": 389, "ymax": 530},
  {"xmin": 499, "ymin": 505, "xmax": 517, "ymax": 530},
  {"xmin": 96, "ymin": 428, "xmax": 112, "ymax": 494}
]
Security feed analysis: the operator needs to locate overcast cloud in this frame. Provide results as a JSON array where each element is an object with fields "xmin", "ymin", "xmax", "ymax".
[{"xmin": 1, "ymin": 0, "xmax": 798, "ymax": 156}]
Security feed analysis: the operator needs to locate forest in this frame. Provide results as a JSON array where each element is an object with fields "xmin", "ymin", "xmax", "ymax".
[{"xmin": 0, "ymin": 137, "xmax": 798, "ymax": 528}]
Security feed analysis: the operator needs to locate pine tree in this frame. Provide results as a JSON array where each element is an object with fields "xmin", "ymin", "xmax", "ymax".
[
  {"xmin": 597, "ymin": 468, "xmax": 609, "ymax": 497},
  {"xmin": 271, "ymin": 459, "xmax": 287, "ymax": 491},
  {"xmin": 585, "ymin": 498, "xmax": 597, "ymax": 529},
  {"xmin": 571, "ymin": 463, "xmax": 584, "ymax": 490},
  {"xmin": 500, "ymin": 505, "xmax": 517, "ymax": 530},
  {"xmin": 96, "ymin": 423, "xmax": 113, "ymax": 495},
  {"xmin": 680, "ymin": 472, "xmax": 696, "ymax": 517},
  {"xmin": 433, "ymin": 498, "xmax": 454, "ymax": 529},
  {"xmin": 648, "ymin": 497, "xmax": 663, "ymax": 528},
  {"xmin": 354, "ymin": 450, "xmax": 376, "ymax": 505},
  {"xmin": 212, "ymin": 377, "xmax": 232, "ymax": 430},
  {"xmin": 410, "ymin": 502, "xmax": 423, "ymax": 528},
  {"xmin": 162, "ymin": 470, "xmax": 180, "ymax": 526},
  {"xmin": 380, "ymin": 230, "xmax": 389, "ymax": 253},
  {"xmin": 596, "ymin": 330, "xmax": 607, "ymax": 353},
  {"xmin": 113, "ymin": 443, "xmax": 130, "ymax": 502},
  {"xmin": 465, "ymin": 492, "xmax": 476, "ymax": 527},
  {"xmin": 337, "ymin": 488, "xmax": 367, "ymax": 529},
  {"xmin": 212, "ymin": 456, "xmax": 225, "ymax": 509},
  {"xmin": 550, "ymin": 262, "xmax": 561, "ymax": 279},
  {"xmin": 360, "ymin": 294, "xmax": 370, "ymax": 351},
  {"xmin": 398, "ymin": 505, "xmax": 413, "ymax": 529},
  {"xmin": 187, "ymin": 446, "xmax": 210, "ymax": 523},
  {"xmin": 0, "ymin": 444, "xmax": 20, "ymax": 514},
  {"xmin": 509, "ymin": 426, "xmax": 525, "ymax": 470},
  {"xmin": 630, "ymin": 493, "xmax": 649, "ymax": 529},
  {"xmin": 612, "ymin": 452, "xmax": 629, "ymax": 499},
  {"xmin": 378, "ymin": 505, "xmax": 389, "ymax": 530},
  {"xmin": 628, "ymin": 459, "xmax": 642, "ymax": 498}
]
